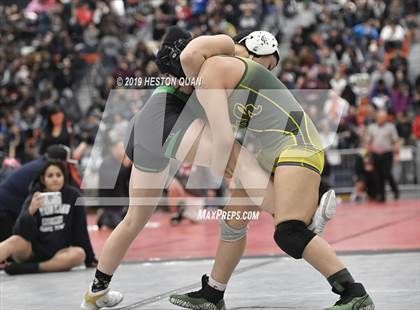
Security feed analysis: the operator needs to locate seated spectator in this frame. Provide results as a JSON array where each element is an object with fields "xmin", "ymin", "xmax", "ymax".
[
  {"xmin": 152, "ymin": 7, "xmax": 175, "ymax": 41},
  {"xmin": 283, "ymin": 0, "xmax": 298, "ymax": 18},
  {"xmin": 369, "ymin": 79, "xmax": 391, "ymax": 110},
  {"xmin": 0, "ymin": 145, "xmax": 81, "ymax": 242},
  {"xmin": 39, "ymin": 106, "xmax": 73, "ymax": 155},
  {"xmin": 389, "ymin": 49, "xmax": 408, "ymax": 76},
  {"xmin": 370, "ymin": 63, "xmax": 394, "ymax": 91},
  {"xmin": 352, "ymin": 19, "xmax": 379, "ymax": 47},
  {"xmin": 0, "ymin": 0, "xmax": 418, "ymax": 232},
  {"xmin": 298, "ymin": 46, "xmax": 316, "ymax": 69},
  {"xmin": 0, "ymin": 160, "xmax": 96, "ymax": 275},
  {"xmin": 336, "ymin": 118, "xmax": 359, "ymax": 149},
  {"xmin": 396, "ymin": 112, "xmax": 413, "ymax": 145},
  {"xmin": 393, "ymin": 68, "xmax": 410, "ymax": 88},
  {"xmin": 319, "ymin": 46, "xmax": 339, "ymax": 68},
  {"xmin": 208, "ymin": 13, "xmax": 236, "ymax": 36},
  {"xmin": 380, "ymin": 18, "xmax": 406, "ymax": 52},
  {"xmin": 325, "ymin": 27, "xmax": 345, "ymax": 59},
  {"xmin": 238, "ymin": 1, "xmax": 260, "ymax": 32},
  {"xmin": 330, "ymin": 71, "xmax": 347, "ymax": 96},
  {"xmin": 341, "ymin": 46, "xmax": 364, "ymax": 74},
  {"xmin": 351, "ymin": 151, "xmax": 376, "ymax": 203},
  {"xmin": 391, "ymin": 82, "xmax": 412, "ymax": 114},
  {"xmin": 323, "ymin": 91, "xmax": 349, "ymax": 123}
]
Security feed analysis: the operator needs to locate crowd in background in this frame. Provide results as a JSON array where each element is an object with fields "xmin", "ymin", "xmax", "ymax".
[{"xmin": 0, "ymin": 0, "xmax": 419, "ymax": 212}]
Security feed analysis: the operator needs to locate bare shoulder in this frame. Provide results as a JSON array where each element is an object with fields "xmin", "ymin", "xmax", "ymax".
[
  {"xmin": 201, "ymin": 56, "xmax": 243, "ymax": 71},
  {"xmin": 198, "ymin": 56, "xmax": 245, "ymax": 88}
]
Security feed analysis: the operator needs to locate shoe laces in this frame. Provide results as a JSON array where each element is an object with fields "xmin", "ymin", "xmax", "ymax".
[
  {"xmin": 333, "ymin": 283, "xmax": 366, "ymax": 305},
  {"xmin": 334, "ymin": 291, "xmax": 353, "ymax": 305},
  {"xmin": 187, "ymin": 274, "xmax": 209, "ymax": 298}
]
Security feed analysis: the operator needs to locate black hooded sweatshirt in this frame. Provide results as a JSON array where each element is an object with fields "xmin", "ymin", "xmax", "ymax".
[{"xmin": 13, "ymin": 185, "xmax": 96, "ymax": 265}]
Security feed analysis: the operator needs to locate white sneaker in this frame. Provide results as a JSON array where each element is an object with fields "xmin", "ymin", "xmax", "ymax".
[
  {"xmin": 308, "ymin": 189, "xmax": 337, "ymax": 235},
  {"xmin": 81, "ymin": 286, "xmax": 124, "ymax": 309}
]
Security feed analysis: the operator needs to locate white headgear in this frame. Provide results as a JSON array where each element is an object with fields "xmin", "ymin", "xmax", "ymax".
[{"xmin": 238, "ymin": 31, "xmax": 280, "ymax": 61}]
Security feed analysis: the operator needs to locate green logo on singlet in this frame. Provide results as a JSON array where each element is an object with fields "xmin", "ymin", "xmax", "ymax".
[{"xmin": 233, "ymin": 103, "xmax": 262, "ymax": 127}]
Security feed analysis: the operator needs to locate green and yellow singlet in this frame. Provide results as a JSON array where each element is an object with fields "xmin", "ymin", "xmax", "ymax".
[{"xmin": 228, "ymin": 57, "xmax": 324, "ymax": 174}]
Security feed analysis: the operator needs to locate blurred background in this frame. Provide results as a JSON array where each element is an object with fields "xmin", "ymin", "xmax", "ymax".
[
  {"xmin": 1, "ymin": 3, "xmax": 419, "ymax": 310},
  {"xmin": 0, "ymin": 0, "xmax": 419, "ymax": 240}
]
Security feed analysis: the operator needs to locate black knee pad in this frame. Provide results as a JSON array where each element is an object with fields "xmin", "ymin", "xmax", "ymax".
[{"xmin": 273, "ymin": 220, "xmax": 316, "ymax": 259}]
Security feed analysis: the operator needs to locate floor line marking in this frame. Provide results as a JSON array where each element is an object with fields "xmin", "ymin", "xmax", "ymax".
[
  {"xmin": 117, "ymin": 259, "xmax": 278, "ymax": 309},
  {"xmin": 329, "ymin": 214, "xmax": 420, "ymax": 245}
]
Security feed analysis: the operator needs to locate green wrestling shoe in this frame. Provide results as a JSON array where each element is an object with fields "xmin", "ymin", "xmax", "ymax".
[
  {"xmin": 324, "ymin": 283, "xmax": 375, "ymax": 310},
  {"xmin": 169, "ymin": 294, "xmax": 226, "ymax": 310},
  {"xmin": 169, "ymin": 275, "xmax": 226, "ymax": 310}
]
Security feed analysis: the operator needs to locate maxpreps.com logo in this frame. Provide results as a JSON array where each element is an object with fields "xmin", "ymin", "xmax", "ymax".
[{"xmin": 233, "ymin": 103, "xmax": 263, "ymax": 127}]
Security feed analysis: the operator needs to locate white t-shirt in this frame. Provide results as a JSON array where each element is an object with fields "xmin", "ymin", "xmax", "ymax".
[{"xmin": 380, "ymin": 25, "xmax": 406, "ymax": 42}]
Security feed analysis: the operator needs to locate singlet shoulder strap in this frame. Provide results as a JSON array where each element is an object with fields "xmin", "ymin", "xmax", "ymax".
[
  {"xmin": 152, "ymin": 85, "xmax": 189, "ymax": 103},
  {"xmin": 232, "ymin": 56, "xmax": 251, "ymax": 90}
]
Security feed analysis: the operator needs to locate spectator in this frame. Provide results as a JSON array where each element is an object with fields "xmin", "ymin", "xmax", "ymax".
[
  {"xmin": 323, "ymin": 91, "xmax": 349, "ymax": 123},
  {"xmin": 341, "ymin": 83, "xmax": 357, "ymax": 107},
  {"xmin": 283, "ymin": 0, "xmax": 298, "ymax": 19},
  {"xmin": 389, "ymin": 49, "xmax": 408, "ymax": 75},
  {"xmin": 152, "ymin": 7, "xmax": 175, "ymax": 41},
  {"xmin": 352, "ymin": 19, "xmax": 379, "ymax": 45},
  {"xmin": 394, "ymin": 68, "xmax": 410, "ymax": 87},
  {"xmin": 336, "ymin": 118, "xmax": 359, "ymax": 149},
  {"xmin": 0, "ymin": 159, "xmax": 96, "ymax": 275},
  {"xmin": 412, "ymin": 115, "xmax": 420, "ymax": 184},
  {"xmin": 415, "ymin": 76, "xmax": 420, "ymax": 113},
  {"xmin": 208, "ymin": 13, "xmax": 236, "ymax": 36},
  {"xmin": 352, "ymin": 151, "xmax": 376, "ymax": 202},
  {"xmin": 0, "ymin": 0, "xmax": 418, "ymax": 213},
  {"xmin": 76, "ymin": 109, "xmax": 101, "ymax": 146},
  {"xmin": 396, "ymin": 112, "xmax": 413, "ymax": 145},
  {"xmin": 330, "ymin": 71, "xmax": 347, "ymax": 96},
  {"xmin": 341, "ymin": 46, "xmax": 364, "ymax": 74},
  {"xmin": 76, "ymin": 3, "xmax": 93, "ymax": 27},
  {"xmin": 325, "ymin": 27, "xmax": 345, "ymax": 59},
  {"xmin": 238, "ymin": 1, "xmax": 260, "ymax": 32},
  {"xmin": 97, "ymin": 140, "xmax": 131, "ymax": 229},
  {"xmin": 191, "ymin": 0, "xmax": 208, "ymax": 16},
  {"xmin": 380, "ymin": 18, "xmax": 406, "ymax": 51},
  {"xmin": 366, "ymin": 110, "xmax": 400, "ymax": 202},
  {"xmin": 369, "ymin": 79, "xmax": 391, "ymax": 110},
  {"xmin": 391, "ymin": 82, "xmax": 412, "ymax": 114},
  {"xmin": 370, "ymin": 63, "xmax": 395, "ymax": 91},
  {"xmin": 297, "ymin": 46, "xmax": 316, "ymax": 68},
  {"xmin": 0, "ymin": 145, "xmax": 80, "ymax": 242},
  {"xmin": 319, "ymin": 46, "xmax": 339, "ymax": 68},
  {"xmin": 39, "ymin": 106, "xmax": 73, "ymax": 155}
]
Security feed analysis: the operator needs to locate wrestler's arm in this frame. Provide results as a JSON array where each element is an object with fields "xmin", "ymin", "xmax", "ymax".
[
  {"xmin": 228, "ymin": 142, "xmax": 275, "ymax": 213},
  {"xmin": 195, "ymin": 57, "xmax": 234, "ymax": 177},
  {"xmin": 180, "ymin": 35, "xmax": 235, "ymax": 79},
  {"xmin": 196, "ymin": 58, "xmax": 274, "ymax": 208}
]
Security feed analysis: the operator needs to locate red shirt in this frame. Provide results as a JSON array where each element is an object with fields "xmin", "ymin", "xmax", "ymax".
[
  {"xmin": 412, "ymin": 115, "xmax": 420, "ymax": 139},
  {"xmin": 76, "ymin": 6, "xmax": 93, "ymax": 26}
]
